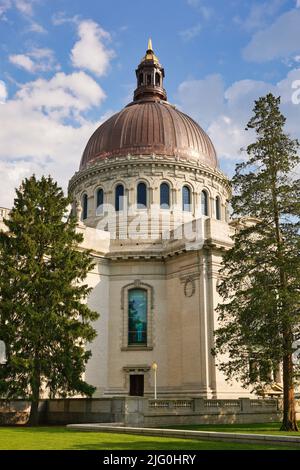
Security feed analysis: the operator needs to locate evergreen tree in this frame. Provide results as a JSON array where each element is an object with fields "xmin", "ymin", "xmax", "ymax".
[
  {"xmin": 0, "ymin": 176, "xmax": 99, "ymax": 425},
  {"xmin": 213, "ymin": 94, "xmax": 300, "ymax": 431}
]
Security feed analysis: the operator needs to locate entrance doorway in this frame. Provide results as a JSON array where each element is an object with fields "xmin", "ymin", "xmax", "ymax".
[{"xmin": 129, "ymin": 374, "xmax": 144, "ymax": 396}]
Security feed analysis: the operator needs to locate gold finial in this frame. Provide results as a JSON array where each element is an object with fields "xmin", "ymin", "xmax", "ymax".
[{"xmin": 140, "ymin": 37, "xmax": 159, "ymax": 64}]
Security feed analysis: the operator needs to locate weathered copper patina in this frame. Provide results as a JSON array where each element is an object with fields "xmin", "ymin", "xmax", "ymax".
[{"xmin": 80, "ymin": 40, "xmax": 218, "ymax": 171}]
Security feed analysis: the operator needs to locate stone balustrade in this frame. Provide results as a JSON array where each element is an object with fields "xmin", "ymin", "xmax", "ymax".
[{"xmin": 0, "ymin": 397, "xmax": 297, "ymax": 426}]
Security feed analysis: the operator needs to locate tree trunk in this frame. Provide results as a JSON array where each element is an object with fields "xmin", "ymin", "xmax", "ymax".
[
  {"xmin": 28, "ymin": 358, "xmax": 41, "ymax": 427},
  {"xmin": 280, "ymin": 352, "xmax": 298, "ymax": 431}
]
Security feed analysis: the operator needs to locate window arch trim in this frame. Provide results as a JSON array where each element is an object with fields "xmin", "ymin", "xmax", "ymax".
[
  {"xmin": 182, "ymin": 185, "xmax": 192, "ymax": 212},
  {"xmin": 121, "ymin": 280, "xmax": 154, "ymax": 350},
  {"xmin": 160, "ymin": 182, "xmax": 171, "ymax": 208},
  {"xmin": 201, "ymin": 190, "xmax": 209, "ymax": 216},
  {"xmin": 115, "ymin": 183, "xmax": 125, "ymax": 211},
  {"xmin": 137, "ymin": 181, "xmax": 148, "ymax": 208},
  {"xmin": 96, "ymin": 187, "xmax": 104, "ymax": 213}
]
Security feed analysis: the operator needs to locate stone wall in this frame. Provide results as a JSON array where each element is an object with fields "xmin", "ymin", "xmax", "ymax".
[
  {"xmin": 2, "ymin": 397, "xmax": 298, "ymax": 427},
  {"xmin": 0, "ymin": 400, "xmax": 47, "ymax": 425},
  {"xmin": 46, "ymin": 398, "xmax": 125, "ymax": 425}
]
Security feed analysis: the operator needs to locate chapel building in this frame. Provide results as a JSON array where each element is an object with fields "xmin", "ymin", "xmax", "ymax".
[{"xmin": 68, "ymin": 40, "xmax": 251, "ymax": 399}]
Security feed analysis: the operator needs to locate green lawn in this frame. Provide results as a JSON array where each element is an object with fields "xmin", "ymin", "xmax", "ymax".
[
  {"xmin": 0, "ymin": 426, "xmax": 298, "ymax": 450},
  {"xmin": 167, "ymin": 421, "xmax": 300, "ymax": 437}
]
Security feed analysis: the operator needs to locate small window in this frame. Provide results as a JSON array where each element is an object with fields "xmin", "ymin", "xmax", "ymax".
[
  {"xmin": 216, "ymin": 196, "xmax": 221, "ymax": 220},
  {"xmin": 128, "ymin": 289, "xmax": 147, "ymax": 345},
  {"xmin": 115, "ymin": 184, "xmax": 124, "ymax": 212},
  {"xmin": 137, "ymin": 182, "xmax": 147, "ymax": 208},
  {"xmin": 155, "ymin": 72, "xmax": 160, "ymax": 86},
  {"xmin": 201, "ymin": 191, "xmax": 208, "ymax": 216},
  {"xmin": 182, "ymin": 186, "xmax": 191, "ymax": 212},
  {"xmin": 138, "ymin": 73, "xmax": 143, "ymax": 86},
  {"xmin": 147, "ymin": 74, "xmax": 151, "ymax": 86},
  {"xmin": 160, "ymin": 183, "xmax": 170, "ymax": 208},
  {"xmin": 82, "ymin": 194, "xmax": 88, "ymax": 220},
  {"xmin": 96, "ymin": 188, "xmax": 104, "ymax": 214}
]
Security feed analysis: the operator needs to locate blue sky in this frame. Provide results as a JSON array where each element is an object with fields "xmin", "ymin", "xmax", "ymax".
[{"xmin": 0, "ymin": 0, "xmax": 300, "ymax": 206}]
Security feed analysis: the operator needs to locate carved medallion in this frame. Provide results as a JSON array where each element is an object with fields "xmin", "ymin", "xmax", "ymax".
[{"xmin": 184, "ymin": 279, "xmax": 195, "ymax": 297}]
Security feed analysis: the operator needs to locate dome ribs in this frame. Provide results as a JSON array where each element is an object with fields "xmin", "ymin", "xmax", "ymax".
[
  {"xmin": 178, "ymin": 111, "xmax": 192, "ymax": 152},
  {"xmin": 141, "ymin": 102, "xmax": 149, "ymax": 144},
  {"xmin": 163, "ymin": 103, "xmax": 178, "ymax": 152},
  {"xmin": 155, "ymin": 102, "xmax": 166, "ymax": 148},
  {"xmin": 79, "ymin": 101, "xmax": 217, "ymax": 169}
]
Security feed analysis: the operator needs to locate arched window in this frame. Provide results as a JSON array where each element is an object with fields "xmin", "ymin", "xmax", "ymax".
[
  {"xmin": 182, "ymin": 185, "xmax": 191, "ymax": 212},
  {"xmin": 201, "ymin": 190, "xmax": 208, "ymax": 216},
  {"xmin": 115, "ymin": 184, "xmax": 124, "ymax": 212},
  {"xmin": 147, "ymin": 74, "xmax": 151, "ymax": 86},
  {"xmin": 216, "ymin": 196, "xmax": 221, "ymax": 220},
  {"xmin": 160, "ymin": 183, "xmax": 170, "ymax": 208},
  {"xmin": 96, "ymin": 188, "xmax": 104, "ymax": 214},
  {"xmin": 138, "ymin": 73, "xmax": 143, "ymax": 86},
  {"xmin": 137, "ymin": 182, "xmax": 147, "ymax": 208},
  {"xmin": 155, "ymin": 72, "xmax": 160, "ymax": 86},
  {"xmin": 128, "ymin": 289, "xmax": 147, "ymax": 345},
  {"xmin": 82, "ymin": 194, "xmax": 88, "ymax": 220}
]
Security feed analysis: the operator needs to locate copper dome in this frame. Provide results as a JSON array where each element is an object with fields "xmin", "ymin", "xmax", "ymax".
[
  {"xmin": 80, "ymin": 42, "xmax": 218, "ymax": 171},
  {"xmin": 80, "ymin": 100, "xmax": 218, "ymax": 170}
]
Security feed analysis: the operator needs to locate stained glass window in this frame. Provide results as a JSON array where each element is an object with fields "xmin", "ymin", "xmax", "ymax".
[
  {"xmin": 82, "ymin": 194, "xmax": 88, "ymax": 220},
  {"xmin": 96, "ymin": 188, "xmax": 104, "ymax": 214},
  {"xmin": 137, "ymin": 182, "xmax": 147, "ymax": 208},
  {"xmin": 201, "ymin": 190, "xmax": 208, "ymax": 216},
  {"xmin": 182, "ymin": 185, "xmax": 191, "ymax": 212},
  {"xmin": 160, "ymin": 183, "xmax": 170, "ymax": 208},
  {"xmin": 115, "ymin": 184, "xmax": 124, "ymax": 211},
  {"xmin": 128, "ymin": 289, "xmax": 147, "ymax": 345},
  {"xmin": 216, "ymin": 196, "xmax": 221, "ymax": 220}
]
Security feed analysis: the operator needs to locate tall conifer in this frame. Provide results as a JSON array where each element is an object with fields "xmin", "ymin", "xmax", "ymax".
[
  {"xmin": 0, "ymin": 176, "xmax": 99, "ymax": 425},
  {"xmin": 214, "ymin": 94, "xmax": 300, "ymax": 431}
]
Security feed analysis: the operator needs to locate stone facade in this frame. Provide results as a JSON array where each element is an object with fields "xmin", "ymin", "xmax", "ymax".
[
  {"xmin": 67, "ymin": 157, "xmax": 251, "ymax": 399},
  {"xmin": 66, "ymin": 43, "xmax": 280, "ymax": 401}
]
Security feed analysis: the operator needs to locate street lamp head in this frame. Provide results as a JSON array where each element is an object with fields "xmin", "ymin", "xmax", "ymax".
[{"xmin": 151, "ymin": 362, "xmax": 158, "ymax": 371}]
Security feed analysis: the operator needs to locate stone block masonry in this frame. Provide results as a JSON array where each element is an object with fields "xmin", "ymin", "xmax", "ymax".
[{"xmin": 2, "ymin": 397, "xmax": 298, "ymax": 426}]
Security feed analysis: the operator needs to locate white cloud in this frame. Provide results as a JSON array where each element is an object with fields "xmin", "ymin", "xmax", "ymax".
[
  {"xmin": 0, "ymin": 80, "xmax": 7, "ymax": 103},
  {"xmin": 14, "ymin": 0, "xmax": 33, "ymax": 16},
  {"xmin": 234, "ymin": 0, "xmax": 286, "ymax": 32},
  {"xmin": 0, "ymin": 0, "xmax": 12, "ymax": 18},
  {"xmin": 0, "ymin": 71, "xmax": 108, "ymax": 207},
  {"xmin": 27, "ymin": 20, "xmax": 46, "ymax": 33},
  {"xmin": 0, "ymin": 0, "xmax": 36, "ymax": 18},
  {"xmin": 52, "ymin": 11, "xmax": 79, "ymax": 26},
  {"xmin": 9, "ymin": 54, "xmax": 35, "ymax": 72},
  {"xmin": 176, "ymin": 70, "xmax": 300, "ymax": 166},
  {"xmin": 297, "ymin": 0, "xmax": 300, "ymax": 7},
  {"xmin": 176, "ymin": 74, "xmax": 224, "ymax": 128},
  {"xmin": 186, "ymin": 0, "xmax": 213, "ymax": 20},
  {"xmin": 243, "ymin": 9, "xmax": 300, "ymax": 62},
  {"xmin": 9, "ymin": 48, "xmax": 59, "ymax": 73},
  {"xmin": 179, "ymin": 23, "xmax": 202, "ymax": 41},
  {"xmin": 15, "ymin": 71, "xmax": 106, "ymax": 119},
  {"xmin": 71, "ymin": 20, "xmax": 115, "ymax": 76}
]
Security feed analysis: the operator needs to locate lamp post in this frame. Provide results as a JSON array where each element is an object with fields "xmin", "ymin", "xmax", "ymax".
[
  {"xmin": 151, "ymin": 362, "xmax": 158, "ymax": 400},
  {"xmin": 0, "ymin": 340, "xmax": 6, "ymax": 365}
]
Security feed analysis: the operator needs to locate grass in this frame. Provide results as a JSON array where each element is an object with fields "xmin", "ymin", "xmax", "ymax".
[
  {"xmin": 0, "ymin": 426, "xmax": 299, "ymax": 450},
  {"xmin": 166, "ymin": 421, "xmax": 300, "ymax": 437}
]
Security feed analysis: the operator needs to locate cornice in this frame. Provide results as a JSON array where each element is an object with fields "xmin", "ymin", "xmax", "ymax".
[{"xmin": 68, "ymin": 154, "xmax": 231, "ymax": 194}]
